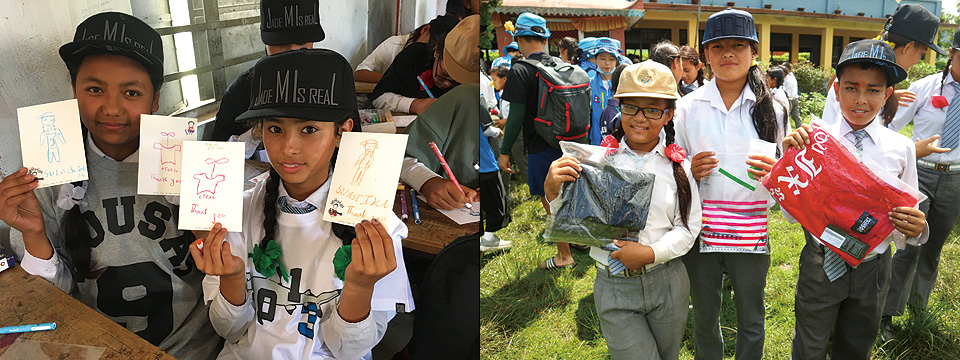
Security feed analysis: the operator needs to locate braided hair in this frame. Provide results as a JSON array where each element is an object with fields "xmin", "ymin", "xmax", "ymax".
[
  {"xmin": 940, "ymin": 49, "xmax": 956, "ymax": 96},
  {"xmin": 745, "ymin": 43, "xmax": 785, "ymax": 153}
]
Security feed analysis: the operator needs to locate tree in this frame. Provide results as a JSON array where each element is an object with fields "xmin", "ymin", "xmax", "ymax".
[{"xmin": 480, "ymin": 0, "xmax": 503, "ymax": 50}]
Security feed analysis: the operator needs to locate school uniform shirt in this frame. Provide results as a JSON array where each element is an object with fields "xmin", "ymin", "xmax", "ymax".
[
  {"xmin": 499, "ymin": 52, "xmax": 553, "ymax": 155},
  {"xmin": 371, "ymin": 42, "xmax": 449, "ymax": 113},
  {"xmin": 355, "ymin": 34, "xmax": 411, "ymax": 74},
  {"xmin": 822, "ymin": 78, "xmax": 841, "ymax": 124},
  {"xmin": 783, "ymin": 118, "xmax": 929, "ymax": 255},
  {"xmin": 206, "ymin": 176, "xmax": 413, "ymax": 360},
  {"xmin": 772, "ymin": 87, "xmax": 791, "ymax": 120},
  {"xmin": 890, "ymin": 71, "xmax": 960, "ymax": 165},
  {"xmin": 548, "ymin": 138, "xmax": 703, "ymax": 269},
  {"xmin": 674, "ymin": 79, "xmax": 786, "ymax": 253},
  {"xmin": 783, "ymin": 72, "xmax": 799, "ymax": 100},
  {"xmin": 10, "ymin": 143, "xmax": 221, "ymax": 360}
]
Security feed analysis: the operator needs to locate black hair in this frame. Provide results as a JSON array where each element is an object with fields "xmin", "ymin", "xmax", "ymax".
[
  {"xmin": 662, "ymin": 110, "xmax": 693, "ymax": 229},
  {"xmin": 940, "ymin": 49, "xmax": 956, "ymax": 96},
  {"xmin": 881, "ymin": 30, "xmax": 918, "ymax": 50},
  {"xmin": 405, "ymin": 15, "xmax": 459, "ymax": 49},
  {"xmin": 766, "ymin": 66, "xmax": 785, "ymax": 88},
  {"xmin": 742, "ymin": 43, "xmax": 784, "ymax": 151},
  {"xmin": 650, "ymin": 40, "xmax": 680, "ymax": 70},
  {"xmin": 66, "ymin": 56, "xmax": 163, "ymax": 93},
  {"xmin": 680, "ymin": 45, "xmax": 705, "ymax": 86},
  {"xmin": 780, "ymin": 61, "xmax": 792, "ymax": 72},
  {"xmin": 257, "ymin": 118, "xmax": 356, "ymax": 255},
  {"xmin": 627, "ymin": 54, "xmax": 642, "ymax": 63},
  {"xmin": 558, "ymin": 37, "xmax": 580, "ymax": 64},
  {"xmin": 489, "ymin": 65, "xmax": 509, "ymax": 79},
  {"xmin": 517, "ymin": 35, "xmax": 548, "ymax": 46},
  {"xmin": 835, "ymin": 61, "xmax": 900, "ymax": 125}
]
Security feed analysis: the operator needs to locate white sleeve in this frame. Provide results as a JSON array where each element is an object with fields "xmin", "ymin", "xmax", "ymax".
[
  {"xmin": 399, "ymin": 157, "xmax": 441, "ymax": 192},
  {"xmin": 205, "ymin": 232, "xmax": 256, "ymax": 343},
  {"xmin": 228, "ymin": 127, "xmax": 261, "ymax": 159},
  {"xmin": 17, "ymin": 246, "xmax": 73, "ymax": 292},
  {"xmin": 648, "ymin": 162, "xmax": 702, "ymax": 264},
  {"xmin": 821, "ymin": 82, "xmax": 839, "ymax": 124},
  {"xmin": 356, "ymin": 36, "xmax": 402, "ymax": 73},
  {"xmin": 372, "ymin": 92, "xmax": 416, "ymax": 114},
  {"xmin": 889, "ymin": 79, "xmax": 927, "ymax": 132}
]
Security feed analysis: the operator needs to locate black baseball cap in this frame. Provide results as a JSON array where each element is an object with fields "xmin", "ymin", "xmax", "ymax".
[
  {"xmin": 702, "ymin": 8, "xmax": 758, "ymax": 46},
  {"xmin": 837, "ymin": 39, "xmax": 907, "ymax": 85},
  {"xmin": 885, "ymin": 4, "xmax": 947, "ymax": 55},
  {"xmin": 59, "ymin": 12, "xmax": 163, "ymax": 80},
  {"xmin": 260, "ymin": 0, "xmax": 325, "ymax": 45},
  {"xmin": 235, "ymin": 49, "xmax": 357, "ymax": 124},
  {"xmin": 952, "ymin": 27, "xmax": 960, "ymax": 49}
]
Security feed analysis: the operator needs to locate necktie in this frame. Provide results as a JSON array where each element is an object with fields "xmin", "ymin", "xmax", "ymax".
[
  {"xmin": 940, "ymin": 82, "xmax": 960, "ymax": 151},
  {"xmin": 823, "ymin": 129, "xmax": 868, "ymax": 281},
  {"xmin": 278, "ymin": 196, "xmax": 317, "ymax": 214},
  {"xmin": 852, "ymin": 129, "xmax": 867, "ymax": 153},
  {"xmin": 602, "ymin": 243, "xmax": 627, "ymax": 276}
]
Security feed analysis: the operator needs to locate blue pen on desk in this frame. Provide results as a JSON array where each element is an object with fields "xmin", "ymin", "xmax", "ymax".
[
  {"xmin": 0, "ymin": 322, "xmax": 56, "ymax": 335},
  {"xmin": 410, "ymin": 189, "xmax": 422, "ymax": 224},
  {"xmin": 416, "ymin": 76, "xmax": 435, "ymax": 98}
]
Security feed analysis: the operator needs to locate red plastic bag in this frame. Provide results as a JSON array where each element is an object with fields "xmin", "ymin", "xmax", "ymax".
[{"xmin": 761, "ymin": 122, "xmax": 921, "ymax": 267}]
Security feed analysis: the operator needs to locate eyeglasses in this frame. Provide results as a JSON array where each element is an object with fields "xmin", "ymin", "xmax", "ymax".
[{"xmin": 619, "ymin": 103, "xmax": 667, "ymax": 119}]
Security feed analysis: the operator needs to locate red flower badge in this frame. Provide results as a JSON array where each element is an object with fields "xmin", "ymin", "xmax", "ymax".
[
  {"xmin": 932, "ymin": 95, "xmax": 949, "ymax": 109},
  {"xmin": 600, "ymin": 135, "xmax": 619, "ymax": 156},
  {"xmin": 665, "ymin": 144, "xmax": 686, "ymax": 163}
]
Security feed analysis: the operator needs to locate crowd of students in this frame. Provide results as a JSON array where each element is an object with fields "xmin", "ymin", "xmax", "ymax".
[
  {"xmin": 0, "ymin": 0, "xmax": 482, "ymax": 359},
  {"xmin": 484, "ymin": 4, "xmax": 956, "ymax": 359}
]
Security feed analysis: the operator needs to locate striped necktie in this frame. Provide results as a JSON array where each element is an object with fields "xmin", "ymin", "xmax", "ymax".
[
  {"xmin": 852, "ymin": 129, "xmax": 867, "ymax": 152},
  {"xmin": 823, "ymin": 129, "xmax": 869, "ymax": 282},
  {"xmin": 278, "ymin": 196, "xmax": 317, "ymax": 214},
  {"xmin": 602, "ymin": 243, "xmax": 627, "ymax": 276},
  {"xmin": 940, "ymin": 82, "xmax": 960, "ymax": 151}
]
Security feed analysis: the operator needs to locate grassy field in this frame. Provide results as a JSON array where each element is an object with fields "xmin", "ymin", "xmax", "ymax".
[{"xmin": 480, "ymin": 123, "xmax": 960, "ymax": 359}]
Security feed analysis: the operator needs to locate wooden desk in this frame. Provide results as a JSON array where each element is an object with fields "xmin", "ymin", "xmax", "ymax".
[
  {"xmin": 0, "ymin": 266, "xmax": 174, "ymax": 359},
  {"xmin": 355, "ymin": 81, "xmax": 378, "ymax": 94},
  {"xmin": 394, "ymin": 191, "xmax": 479, "ymax": 255}
]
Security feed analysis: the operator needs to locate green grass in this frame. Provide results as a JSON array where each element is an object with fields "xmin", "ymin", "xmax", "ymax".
[{"xmin": 481, "ymin": 175, "xmax": 960, "ymax": 359}]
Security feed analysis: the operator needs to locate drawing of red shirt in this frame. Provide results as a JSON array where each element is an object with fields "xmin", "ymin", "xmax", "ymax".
[
  {"xmin": 194, "ymin": 173, "xmax": 225, "ymax": 196},
  {"xmin": 154, "ymin": 143, "xmax": 182, "ymax": 165}
]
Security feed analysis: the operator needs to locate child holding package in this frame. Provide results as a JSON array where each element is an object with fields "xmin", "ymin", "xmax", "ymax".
[
  {"xmin": 544, "ymin": 60, "xmax": 701, "ymax": 360},
  {"xmin": 784, "ymin": 39, "xmax": 927, "ymax": 359},
  {"xmin": 189, "ymin": 49, "xmax": 412, "ymax": 359}
]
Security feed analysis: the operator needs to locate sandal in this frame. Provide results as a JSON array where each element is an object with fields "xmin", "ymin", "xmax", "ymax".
[{"xmin": 540, "ymin": 257, "xmax": 576, "ymax": 270}]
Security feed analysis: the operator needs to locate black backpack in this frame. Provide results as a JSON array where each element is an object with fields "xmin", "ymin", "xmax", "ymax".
[
  {"xmin": 407, "ymin": 233, "xmax": 480, "ymax": 360},
  {"xmin": 519, "ymin": 57, "xmax": 592, "ymax": 148}
]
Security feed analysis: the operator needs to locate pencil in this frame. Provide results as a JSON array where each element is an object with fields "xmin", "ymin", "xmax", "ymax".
[
  {"xmin": 427, "ymin": 141, "xmax": 473, "ymax": 210},
  {"xmin": 417, "ymin": 76, "xmax": 435, "ymax": 98}
]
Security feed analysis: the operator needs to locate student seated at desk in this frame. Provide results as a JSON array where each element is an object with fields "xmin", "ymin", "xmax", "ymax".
[
  {"xmin": 0, "ymin": 12, "xmax": 220, "ymax": 359},
  {"xmin": 209, "ymin": 0, "xmax": 327, "ymax": 143},
  {"xmin": 369, "ymin": 15, "xmax": 459, "ymax": 115},
  {"xmin": 399, "ymin": 16, "xmax": 480, "ymax": 210}
]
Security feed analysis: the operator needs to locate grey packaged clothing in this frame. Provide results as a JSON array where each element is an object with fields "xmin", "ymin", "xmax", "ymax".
[
  {"xmin": 403, "ymin": 84, "xmax": 480, "ymax": 189},
  {"xmin": 7, "ymin": 146, "xmax": 221, "ymax": 359}
]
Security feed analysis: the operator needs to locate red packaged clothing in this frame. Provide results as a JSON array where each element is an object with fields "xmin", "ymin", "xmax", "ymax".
[{"xmin": 761, "ymin": 123, "xmax": 920, "ymax": 267}]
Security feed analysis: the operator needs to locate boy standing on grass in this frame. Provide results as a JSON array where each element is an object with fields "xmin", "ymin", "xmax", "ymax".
[{"xmin": 784, "ymin": 40, "xmax": 928, "ymax": 359}]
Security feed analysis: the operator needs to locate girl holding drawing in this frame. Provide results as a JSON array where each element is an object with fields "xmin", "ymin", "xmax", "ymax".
[
  {"xmin": 673, "ymin": 9, "xmax": 787, "ymax": 359},
  {"xmin": 188, "ymin": 49, "xmax": 412, "ymax": 359}
]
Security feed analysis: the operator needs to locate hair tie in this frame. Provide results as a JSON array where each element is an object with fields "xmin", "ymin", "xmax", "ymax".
[
  {"xmin": 665, "ymin": 144, "xmax": 687, "ymax": 163},
  {"xmin": 249, "ymin": 239, "xmax": 289, "ymax": 282},
  {"xmin": 56, "ymin": 181, "xmax": 88, "ymax": 210},
  {"xmin": 332, "ymin": 245, "xmax": 352, "ymax": 281}
]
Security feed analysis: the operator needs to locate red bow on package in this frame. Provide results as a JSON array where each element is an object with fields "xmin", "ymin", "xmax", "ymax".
[
  {"xmin": 665, "ymin": 144, "xmax": 686, "ymax": 163},
  {"xmin": 600, "ymin": 135, "xmax": 619, "ymax": 156},
  {"xmin": 931, "ymin": 95, "xmax": 949, "ymax": 109},
  {"xmin": 760, "ymin": 123, "xmax": 920, "ymax": 267}
]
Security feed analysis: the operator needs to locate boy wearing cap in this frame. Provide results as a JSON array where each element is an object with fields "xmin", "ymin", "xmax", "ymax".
[
  {"xmin": 0, "ymin": 12, "xmax": 221, "ymax": 359},
  {"xmin": 783, "ymin": 40, "xmax": 927, "ymax": 359},
  {"xmin": 370, "ymin": 15, "xmax": 460, "ymax": 115},
  {"xmin": 491, "ymin": 42, "xmax": 520, "ymax": 69},
  {"xmin": 498, "ymin": 12, "xmax": 578, "ymax": 269},
  {"xmin": 210, "ymin": 0, "xmax": 326, "ymax": 143}
]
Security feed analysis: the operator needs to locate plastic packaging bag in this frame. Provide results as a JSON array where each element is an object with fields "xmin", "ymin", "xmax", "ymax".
[
  {"xmin": 543, "ymin": 141, "xmax": 656, "ymax": 248},
  {"xmin": 761, "ymin": 121, "xmax": 925, "ymax": 267}
]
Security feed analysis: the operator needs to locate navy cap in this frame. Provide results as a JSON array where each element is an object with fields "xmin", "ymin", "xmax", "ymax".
[
  {"xmin": 837, "ymin": 40, "xmax": 907, "ymax": 85},
  {"xmin": 260, "ymin": 0, "xmax": 325, "ymax": 45},
  {"xmin": 885, "ymin": 4, "xmax": 946, "ymax": 55},
  {"xmin": 236, "ymin": 49, "xmax": 358, "ymax": 123},
  {"xmin": 59, "ymin": 12, "xmax": 163, "ymax": 80},
  {"xmin": 701, "ymin": 8, "xmax": 758, "ymax": 46},
  {"xmin": 513, "ymin": 12, "xmax": 550, "ymax": 38}
]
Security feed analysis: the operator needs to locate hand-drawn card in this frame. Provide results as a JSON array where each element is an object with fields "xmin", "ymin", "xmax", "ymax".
[
  {"xmin": 17, "ymin": 99, "xmax": 88, "ymax": 188},
  {"xmin": 178, "ymin": 141, "xmax": 244, "ymax": 231},
  {"xmin": 138, "ymin": 115, "xmax": 198, "ymax": 195},
  {"xmin": 418, "ymin": 194, "xmax": 480, "ymax": 224},
  {"xmin": 324, "ymin": 132, "xmax": 408, "ymax": 226}
]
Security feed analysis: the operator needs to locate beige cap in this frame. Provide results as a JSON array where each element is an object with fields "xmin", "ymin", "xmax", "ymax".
[
  {"xmin": 613, "ymin": 60, "xmax": 680, "ymax": 100},
  {"xmin": 443, "ymin": 15, "xmax": 481, "ymax": 84}
]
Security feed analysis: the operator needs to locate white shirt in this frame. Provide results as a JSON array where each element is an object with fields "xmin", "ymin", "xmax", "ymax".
[
  {"xmin": 87, "ymin": 133, "xmax": 138, "ymax": 162},
  {"xmin": 890, "ymin": 71, "xmax": 960, "ymax": 164},
  {"xmin": 822, "ymin": 78, "xmax": 841, "ymax": 125},
  {"xmin": 355, "ymin": 34, "xmax": 410, "ymax": 73},
  {"xmin": 783, "ymin": 118, "xmax": 928, "ymax": 255},
  {"xmin": 783, "ymin": 72, "xmax": 799, "ymax": 99},
  {"xmin": 772, "ymin": 87, "xmax": 791, "ymax": 118},
  {"xmin": 206, "ymin": 177, "xmax": 413, "ymax": 360},
  {"xmin": 548, "ymin": 139, "xmax": 702, "ymax": 268}
]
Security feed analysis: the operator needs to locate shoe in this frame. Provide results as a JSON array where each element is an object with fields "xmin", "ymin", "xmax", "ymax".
[
  {"xmin": 480, "ymin": 234, "xmax": 512, "ymax": 252},
  {"xmin": 539, "ymin": 256, "xmax": 576, "ymax": 270},
  {"xmin": 880, "ymin": 315, "xmax": 895, "ymax": 342}
]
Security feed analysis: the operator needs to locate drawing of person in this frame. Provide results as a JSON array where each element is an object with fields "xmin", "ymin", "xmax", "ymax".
[
  {"xmin": 39, "ymin": 112, "xmax": 66, "ymax": 163},
  {"xmin": 352, "ymin": 139, "xmax": 378, "ymax": 185}
]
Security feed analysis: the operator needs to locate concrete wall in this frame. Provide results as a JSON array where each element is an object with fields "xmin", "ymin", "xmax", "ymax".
[{"xmin": 656, "ymin": 0, "xmax": 941, "ymax": 18}]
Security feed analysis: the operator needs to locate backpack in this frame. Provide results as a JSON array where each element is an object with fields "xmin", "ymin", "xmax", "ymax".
[{"xmin": 519, "ymin": 57, "xmax": 591, "ymax": 148}]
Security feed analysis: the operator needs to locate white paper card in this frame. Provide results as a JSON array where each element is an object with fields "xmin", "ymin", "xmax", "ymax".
[
  {"xmin": 323, "ymin": 132, "xmax": 408, "ymax": 226},
  {"xmin": 178, "ymin": 141, "xmax": 244, "ymax": 230},
  {"xmin": 138, "ymin": 115, "xmax": 198, "ymax": 195},
  {"xmin": 17, "ymin": 99, "xmax": 88, "ymax": 188},
  {"xmin": 418, "ymin": 194, "xmax": 479, "ymax": 225},
  {"xmin": 393, "ymin": 115, "xmax": 417, "ymax": 127}
]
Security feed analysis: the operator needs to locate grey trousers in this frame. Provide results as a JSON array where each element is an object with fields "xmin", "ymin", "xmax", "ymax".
[
  {"xmin": 682, "ymin": 240, "xmax": 770, "ymax": 360},
  {"xmin": 884, "ymin": 166, "xmax": 960, "ymax": 316},
  {"xmin": 789, "ymin": 97, "xmax": 801, "ymax": 129},
  {"xmin": 595, "ymin": 259, "xmax": 690, "ymax": 360},
  {"xmin": 791, "ymin": 231, "xmax": 891, "ymax": 360}
]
